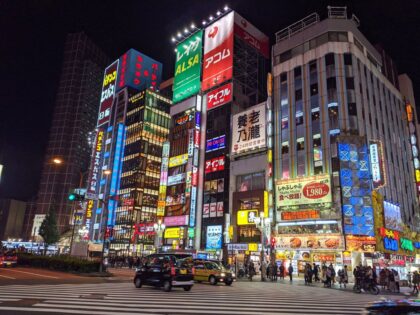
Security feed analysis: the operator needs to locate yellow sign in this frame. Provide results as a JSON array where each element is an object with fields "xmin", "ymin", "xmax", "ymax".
[
  {"xmin": 229, "ymin": 226, "xmax": 233, "ymax": 239},
  {"xmin": 416, "ymin": 170, "xmax": 420, "ymax": 182},
  {"xmin": 248, "ymin": 243, "xmax": 258, "ymax": 251},
  {"xmin": 237, "ymin": 210, "xmax": 259, "ymax": 225},
  {"xmin": 264, "ymin": 191, "xmax": 269, "ymax": 217},
  {"xmin": 169, "ymin": 154, "xmax": 188, "ymax": 168},
  {"xmin": 164, "ymin": 227, "xmax": 181, "ymax": 239}
]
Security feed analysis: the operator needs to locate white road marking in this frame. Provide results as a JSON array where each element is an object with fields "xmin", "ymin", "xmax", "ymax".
[
  {"xmin": 0, "ymin": 274, "xmax": 16, "ymax": 279},
  {"xmin": 5, "ymin": 269, "xmax": 59, "ymax": 279}
]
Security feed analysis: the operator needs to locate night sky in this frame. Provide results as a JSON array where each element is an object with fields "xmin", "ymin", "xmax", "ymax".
[{"xmin": 0, "ymin": 0, "xmax": 419, "ymax": 201}]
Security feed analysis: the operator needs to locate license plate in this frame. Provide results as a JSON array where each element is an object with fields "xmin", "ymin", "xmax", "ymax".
[{"xmin": 180, "ymin": 269, "xmax": 186, "ymax": 274}]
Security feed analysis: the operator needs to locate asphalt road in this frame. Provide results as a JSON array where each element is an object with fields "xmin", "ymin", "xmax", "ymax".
[{"xmin": 0, "ymin": 271, "xmax": 409, "ymax": 315}]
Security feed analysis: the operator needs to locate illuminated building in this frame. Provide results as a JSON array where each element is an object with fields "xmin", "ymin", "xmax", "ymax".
[
  {"xmin": 86, "ymin": 49, "xmax": 170, "ymax": 256},
  {"xmin": 23, "ymin": 32, "xmax": 109, "ymax": 237},
  {"xmin": 272, "ymin": 7, "xmax": 419, "ymax": 274},
  {"xmin": 160, "ymin": 10, "xmax": 270, "ymax": 257}
]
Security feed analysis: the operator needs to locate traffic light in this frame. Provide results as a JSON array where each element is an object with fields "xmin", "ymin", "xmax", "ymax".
[{"xmin": 68, "ymin": 192, "xmax": 84, "ymax": 201}]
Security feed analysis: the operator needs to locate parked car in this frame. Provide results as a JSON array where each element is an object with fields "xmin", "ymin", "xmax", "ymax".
[
  {"xmin": 0, "ymin": 250, "xmax": 17, "ymax": 267},
  {"xmin": 133, "ymin": 254, "xmax": 194, "ymax": 292},
  {"xmin": 193, "ymin": 259, "xmax": 235, "ymax": 285},
  {"xmin": 363, "ymin": 298, "xmax": 420, "ymax": 314}
]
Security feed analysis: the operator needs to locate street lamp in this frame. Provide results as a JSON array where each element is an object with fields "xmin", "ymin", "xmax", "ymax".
[
  {"xmin": 153, "ymin": 220, "xmax": 165, "ymax": 253},
  {"xmin": 254, "ymin": 212, "xmax": 271, "ymax": 281},
  {"xmin": 52, "ymin": 158, "xmax": 63, "ymax": 165}
]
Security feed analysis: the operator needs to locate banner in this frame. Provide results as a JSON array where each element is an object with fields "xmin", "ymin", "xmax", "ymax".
[
  {"xmin": 98, "ymin": 60, "xmax": 118, "ymax": 127},
  {"xmin": 276, "ymin": 174, "xmax": 332, "ymax": 208},
  {"xmin": 206, "ymin": 225, "xmax": 223, "ymax": 249},
  {"xmin": 232, "ymin": 103, "xmax": 266, "ymax": 155},
  {"xmin": 173, "ymin": 30, "xmax": 203, "ymax": 103},
  {"xmin": 202, "ymin": 12, "xmax": 234, "ymax": 91}
]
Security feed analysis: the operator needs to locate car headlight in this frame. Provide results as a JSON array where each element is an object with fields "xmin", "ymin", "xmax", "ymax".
[
  {"xmin": 220, "ymin": 273, "xmax": 226, "ymax": 277},
  {"xmin": 232, "ymin": 273, "xmax": 236, "ymax": 277}
]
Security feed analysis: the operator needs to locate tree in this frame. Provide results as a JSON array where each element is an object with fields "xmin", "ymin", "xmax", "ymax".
[{"xmin": 38, "ymin": 206, "xmax": 60, "ymax": 255}]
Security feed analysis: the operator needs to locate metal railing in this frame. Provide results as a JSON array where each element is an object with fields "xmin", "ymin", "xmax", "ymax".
[{"xmin": 275, "ymin": 12, "xmax": 320, "ymax": 43}]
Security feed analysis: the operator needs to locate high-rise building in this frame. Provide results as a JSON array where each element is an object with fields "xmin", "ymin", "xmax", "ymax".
[
  {"xmin": 85, "ymin": 49, "xmax": 169, "ymax": 257},
  {"xmin": 272, "ymin": 7, "xmax": 419, "ymax": 273},
  {"xmin": 160, "ymin": 10, "xmax": 270, "ymax": 258},
  {"xmin": 23, "ymin": 32, "xmax": 109, "ymax": 237},
  {"xmin": 0, "ymin": 199, "xmax": 26, "ymax": 240}
]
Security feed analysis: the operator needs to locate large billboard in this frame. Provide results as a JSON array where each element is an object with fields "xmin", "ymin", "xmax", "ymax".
[
  {"xmin": 173, "ymin": 30, "xmax": 203, "ymax": 103},
  {"xmin": 116, "ymin": 49, "xmax": 162, "ymax": 92},
  {"xmin": 97, "ymin": 60, "xmax": 118, "ymax": 127},
  {"xmin": 233, "ymin": 12, "xmax": 270, "ymax": 58},
  {"xmin": 338, "ymin": 137, "xmax": 374, "ymax": 236},
  {"xmin": 207, "ymin": 82, "xmax": 233, "ymax": 110},
  {"xmin": 275, "ymin": 234, "xmax": 343, "ymax": 251},
  {"xmin": 87, "ymin": 130, "xmax": 104, "ymax": 195},
  {"xmin": 206, "ymin": 225, "xmax": 223, "ymax": 249},
  {"xmin": 231, "ymin": 103, "xmax": 266, "ymax": 155},
  {"xmin": 276, "ymin": 174, "xmax": 332, "ymax": 208},
  {"xmin": 202, "ymin": 12, "xmax": 234, "ymax": 91},
  {"xmin": 384, "ymin": 200, "xmax": 404, "ymax": 232}
]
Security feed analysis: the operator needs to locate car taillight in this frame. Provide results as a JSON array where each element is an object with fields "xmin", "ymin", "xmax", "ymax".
[
  {"xmin": 192, "ymin": 267, "xmax": 195, "ymax": 275},
  {"xmin": 171, "ymin": 267, "xmax": 176, "ymax": 276}
]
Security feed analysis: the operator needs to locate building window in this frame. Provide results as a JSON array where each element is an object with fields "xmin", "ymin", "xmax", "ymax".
[
  {"xmin": 325, "ymin": 53, "xmax": 335, "ymax": 66},
  {"xmin": 281, "ymin": 142, "xmax": 289, "ymax": 154},
  {"xmin": 344, "ymin": 53, "xmax": 353, "ymax": 65},
  {"xmin": 236, "ymin": 171, "xmax": 265, "ymax": 192},
  {"xmin": 328, "ymin": 107, "xmax": 339, "ymax": 130},
  {"xmin": 310, "ymin": 83, "xmax": 318, "ymax": 96},
  {"xmin": 297, "ymin": 138, "xmax": 305, "ymax": 151}
]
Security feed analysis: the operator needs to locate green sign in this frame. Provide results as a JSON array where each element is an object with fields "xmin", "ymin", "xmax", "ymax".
[
  {"xmin": 173, "ymin": 30, "xmax": 203, "ymax": 103},
  {"xmin": 401, "ymin": 238, "xmax": 414, "ymax": 251},
  {"xmin": 188, "ymin": 227, "xmax": 195, "ymax": 238}
]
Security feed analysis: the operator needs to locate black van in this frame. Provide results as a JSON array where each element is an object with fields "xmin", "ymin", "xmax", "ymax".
[{"xmin": 133, "ymin": 253, "xmax": 194, "ymax": 292}]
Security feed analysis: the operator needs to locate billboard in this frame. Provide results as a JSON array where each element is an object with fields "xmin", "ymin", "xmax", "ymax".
[
  {"xmin": 384, "ymin": 200, "xmax": 404, "ymax": 232},
  {"xmin": 116, "ymin": 49, "xmax": 162, "ymax": 92},
  {"xmin": 173, "ymin": 30, "xmax": 203, "ymax": 103},
  {"xmin": 369, "ymin": 140, "xmax": 386, "ymax": 189},
  {"xmin": 202, "ymin": 11, "xmax": 234, "ymax": 91},
  {"xmin": 87, "ymin": 130, "xmax": 104, "ymax": 195},
  {"xmin": 276, "ymin": 174, "xmax": 332, "ymax": 208},
  {"xmin": 31, "ymin": 214, "xmax": 46, "ymax": 237},
  {"xmin": 234, "ymin": 12, "xmax": 269, "ymax": 58},
  {"xmin": 345, "ymin": 235, "xmax": 376, "ymax": 253},
  {"xmin": 163, "ymin": 215, "xmax": 189, "ymax": 227},
  {"xmin": 232, "ymin": 103, "xmax": 266, "ymax": 155},
  {"xmin": 237, "ymin": 210, "xmax": 259, "ymax": 225},
  {"xmin": 206, "ymin": 225, "xmax": 223, "ymax": 249},
  {"xmin": 205, "ymin": 156, "xmax": 225, "ymax": 173},
  {"xmin": 207, "ymin": 82, "xmax": 233, "ymax": 110},
  {"xmin": 97, "ymin": 60, "xmax": 118, "ymax": 127},
  {"xmin": 275, "ymin": 235, "xmax": 343, "ymax": 251},
  {"xmin": 169, "ymin": 154, "xmax": 188, "ymax": 168},
  {"xmin": 206, "ymin": 135, "xmax": 226, "ymax": 152},
  {"xmin": 338, "ymin": 137, "xmax": 374, "ymax": 236}
]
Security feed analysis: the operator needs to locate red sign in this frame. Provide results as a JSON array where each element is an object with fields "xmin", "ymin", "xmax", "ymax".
[
  {"xmin": 313, "ymin": 254, "xmax": 335, "ymax": 262},
  {"xmin": 205, "ymin": 156, "xmax": 225, "ymax": 174},
  {"xmin": 131, "ymin": 223, "xmax": 155, "ymax": 241},
  {"xmin": 281, "ymin": 210, "xmax": 320, "ymax": 221},
  {"xmin": 122, "ymin": 198, "xmax": 134, "ymax": 206},
  {"xmin": 207, "ymin": 82, "xmax": 233, "ymax": 110},
  {"xmin": 234, "ymin": 13, "xmax": 269, "ymax": 58},
  {"xmin": 303, "ymin": 182, "xmax": 330, "ymax": 199},
  {"xmin": 379, "ymin": 227, "xmax": 400, "ymax": 240},
  {"xmin": 98, "ymin": 60, "xmax": 118, "ymax": 127},
  {"xmin": 194, "ymin": 129, "xmax": 200, "ymax": 147},
  {"xmin": 202, "ymin": 12, "xmax": 234, "ymax": 91}
]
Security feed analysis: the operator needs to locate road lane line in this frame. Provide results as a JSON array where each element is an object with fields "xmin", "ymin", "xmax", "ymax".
[
  {"xmin": 0, "ymin": 274, "xmax": 16, "ymax": 279},
  {"xmin": 5, "ymin": 269, "xmax": 59, "ymax": 279}
]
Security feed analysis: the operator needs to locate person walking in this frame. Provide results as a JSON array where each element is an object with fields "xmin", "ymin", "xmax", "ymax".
[
  {"xmin": 288, "ymin": 264, "xmax": 294, "ymax": 282},
  {"xmin": 408, "ymin": 271, "xmax": 413, "ymax": 289},
  {"xmin": 338, "ymin": 265, "xmax": 348, "ymax": 289},
  {"xmin": 326, "ymin": 265, "xmax": 332, "ymax": 288},
  {"xmin": 248, "ymin": 261, "xmax": 256, "ymax": 281},
  {"xmin": 393, "ymin": 269, "xmax": 400, "ymax": 293},
  {"xmin": 279, "ymin": 264, "xmax": 285, "ymax": 280},
  {"xmin": 329, "ymin": 263, "xmax": 336, "ymax": 285},
  {"xmin": 273, "ymin": 263, "xmax": 278, "ymax": 281},
  {"xmin": 412, "ymin": 270, "xmax": 419, "ymax": 295},
  {"xmin": 313, "ymin": 264, "xmax": 319, "ymax": 282}
]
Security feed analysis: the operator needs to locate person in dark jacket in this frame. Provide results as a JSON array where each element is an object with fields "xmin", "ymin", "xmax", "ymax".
[{"xmin": 288, "ymin": 264, "xmax": 294, "ymax": 282}]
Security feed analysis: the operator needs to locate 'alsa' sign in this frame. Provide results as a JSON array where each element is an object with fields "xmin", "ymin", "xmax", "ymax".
[
  {"xmin": 400, "ymin": 238, "xmax": 414, "ymax": 252},
  {"xmin": 379, "ymin": 227, "xmax": 399, "ymax": 251}
]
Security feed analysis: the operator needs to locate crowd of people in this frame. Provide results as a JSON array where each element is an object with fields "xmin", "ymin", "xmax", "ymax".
[{"xmin": 108, "ymin": 255, "xmax": 144, "ymax": 269}]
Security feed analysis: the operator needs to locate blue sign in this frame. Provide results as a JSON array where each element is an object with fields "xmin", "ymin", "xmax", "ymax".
[
  {"xmin": 415, "ymin": 242, "xmax": 420, "ymax": 249},
  {"xmin": 206, "ymin": 135, "xmax": 226, "ymax": 152},
  {"xmin": 206, "ymin": 225, "xmax": 222, "ymax": 250},
  {"xmin": 108, "ymin": 123, "xmax": 126, "ymax": 226},
  {"xmin": 384, "ymin": 237, "xmax": 398, "ymax": 251},
  {"xmin": 338, "ymin": 140, "xmax": 374, "ymax": 236},
  {"xmin": 189, "ymin": 187, "xmax": 197, "ymax": 227},
  {"xmin": 116, "ymin": 49, "xmax": 162, "ymax": 92}
]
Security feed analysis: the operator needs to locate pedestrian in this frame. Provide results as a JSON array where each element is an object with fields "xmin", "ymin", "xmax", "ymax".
[
  {"xmin": 313, "ymin": 264, "xmax": 319, "ymax": 282},
  {"xmin": 408, "ymin": 271, "xmax": 413, "ymax": 288},
  {"xmin": 329, "ymin": 263, "xmax": 336, "ymax": 285},
  {"xmin": 338, "ymin": 265, "xmax": 348, "ymax": 289},
  {"xmin": 279, "ymin": 264, "xmax": 285, "ymax": 280},
  {"xmin": 379, "ymin": 268, "xmax": 386, "ymax": 289},
  {"xmin": 388, "ymin": 269, "xmax": 396, "ymax": 292},
  {"xmin": 326, "ymin": 266, "xmax": 332, "ymax": 288},
  {"xmin": 266, "ymin": 262, "xmax": 271, "ymax": 280},
  {"xmin": 393, "ymin": 269, "xmax": 400, "ymax": 293},
  {"xmin": 273, "ymin": 263, "xmax": 278, "ymax": 281},
  {"xmin": 412, "ymin": 270, "xmax": 420, "ymax": 295},
  {"xmin": 304, "ymin": 264, "xmax": 312, "ymax": 285},
  {"xmin": 248, "ymin": 261, "xmax": 256, "ymax": 281},
  {"xmin": 321, "ymin": 264, "xmax": 327, "ymax": 287},
  {"xmin": 288, "ymin": 264, "xmax": 294, "ymax": 282}
]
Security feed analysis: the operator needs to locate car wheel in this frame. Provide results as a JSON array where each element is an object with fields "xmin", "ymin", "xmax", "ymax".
[
  {"xmin": 209, "ymin": 276, "xmax": 217, "ymax": 285},
  {"xmin": 163, "ymin": 280, "xmax": 172, "ymax": 292},
  {"xmin": 134, "ymin": 277, "xmax": 142, "ymax": 288},
  {"xmin": 183, "ymin": 286, "xmax": 192, "ymax": 291},
  {"xmin": 225, "ymin": 279, "xmax": 233, "ymax": 286}
]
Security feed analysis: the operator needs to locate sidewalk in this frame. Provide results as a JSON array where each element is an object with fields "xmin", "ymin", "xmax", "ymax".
[{"xmin": 238, "ymin": 275, "xmax": 415, "ymax": 296}]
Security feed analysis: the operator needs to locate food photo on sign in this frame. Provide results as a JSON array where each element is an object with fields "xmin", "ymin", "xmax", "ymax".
[{"xmin": 275, "ymin": 235, "xmax": 343, "ymax": 250}]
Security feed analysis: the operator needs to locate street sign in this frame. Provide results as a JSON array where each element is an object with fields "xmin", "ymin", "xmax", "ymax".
[{"xmin": 85, "ymin": 192, "xmax": 99, "ymax": 200}]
